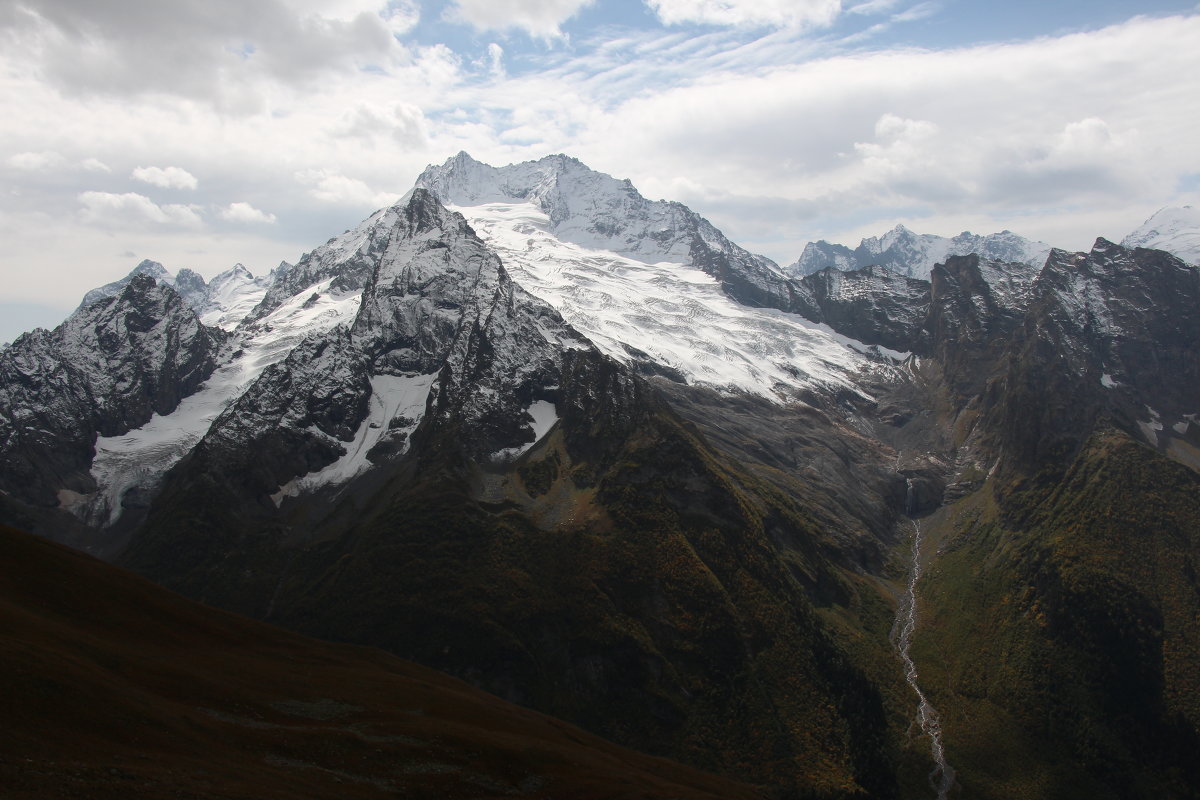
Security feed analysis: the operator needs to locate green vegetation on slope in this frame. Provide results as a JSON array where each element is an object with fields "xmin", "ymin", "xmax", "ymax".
[{"xmin": 913, "ymin": 430, "xmax": 1200, "ymax": 799}]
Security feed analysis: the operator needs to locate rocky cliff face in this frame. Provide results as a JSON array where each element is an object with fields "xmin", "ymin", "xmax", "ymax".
[
  {"xmin": 984, "ymin": 239, "xmax": 1200, "ymax": 472},
  {"xmin": 0, "ymin": 275, "xmax": 222, "ymax": 506},
  {"xmin": 797, "ymin": 264, "xmax": 930, "ymax": 353}
]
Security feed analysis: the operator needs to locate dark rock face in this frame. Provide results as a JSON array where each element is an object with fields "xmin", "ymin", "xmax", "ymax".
[
  {"xmin": 171, "ymin": 267, "xmax": 210, "ymax": 309},
  {"xmin": 984, "ymin": 240, "xmax": 1200, "ymax": 472},
  {"xmin": 798, "ymin": 264, "xmax": 931, "ymax": 353},
  {"xmin": 0, "ymin": 275, "xmax": 222, "ymax": 506},
  {"xmin": 198, "ymin": 329, "xmax": 372, "ymax": 496}
]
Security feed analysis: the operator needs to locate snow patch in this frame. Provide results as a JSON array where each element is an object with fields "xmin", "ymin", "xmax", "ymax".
[
  {"xmin": 1122, "ymin": 206, "xmax": 1200, "ymax": 265},
  {"xmin": 1137, "ymin": 406, "xmax": 1165, "ymax": 446},
  {"xmin": 494, "ymin": 400, "xmax": 558, "ymax": 461},
  {"xmin": 1100, "ymin": 373, "xmax": 1118, "ymax": 388},
  {"xmin": 273, "ymin": 373, "xmax": 436, "ymax": 503}
]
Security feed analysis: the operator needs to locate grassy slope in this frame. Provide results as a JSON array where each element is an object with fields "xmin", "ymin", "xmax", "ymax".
[
  {"xmin": 913, "ymin": 430, "xmax": 1200, "ymax": 799},
  {"xmin": 0, "ymin": 522, "xmax": 770, "ymax": 800}
]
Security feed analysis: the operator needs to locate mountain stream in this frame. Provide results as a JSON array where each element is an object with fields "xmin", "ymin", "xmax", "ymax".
[{"xmin": 893, "ymin": 480, "xmax": 956, "ymax": 799}]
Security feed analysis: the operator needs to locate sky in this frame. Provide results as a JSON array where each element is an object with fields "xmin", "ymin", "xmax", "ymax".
[{"xmin": 2, "ymin": 0, "xmax": 1199, "ymax": 344}]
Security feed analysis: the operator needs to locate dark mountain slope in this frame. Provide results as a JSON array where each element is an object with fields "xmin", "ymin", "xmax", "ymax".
[
  {"xmin": 0, "ymin": 522, "xmax": 768, "ymax": 800},
  {"xmin": 913, "ymin": 430, "xmax": 1200, "ymax": 800},
  {"xmin": 122, "ymin": 346, "xmax": 899, "ymax": 799}
]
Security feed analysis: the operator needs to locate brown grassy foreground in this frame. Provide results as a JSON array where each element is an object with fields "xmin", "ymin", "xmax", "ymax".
[{"xmin": 0, "ymin": 523, "xmax": 763, "ymax": 799}]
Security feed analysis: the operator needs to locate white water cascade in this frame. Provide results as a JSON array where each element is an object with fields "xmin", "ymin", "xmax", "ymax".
[{"xmin": 893, "ymin": 478, "xmax": 956, "ymax": 799}]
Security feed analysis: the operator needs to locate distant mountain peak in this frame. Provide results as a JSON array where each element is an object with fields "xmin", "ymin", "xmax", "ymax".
[
  {"xmin": 787, "ymin": 225, "xmax": 1054, "ymax": 280},
  {"xmin": 1121, "ymin": 205, "xmax": 1200, "ymax": 265},
  {"xmin": 78, "ymin": 259, "xmax": 176, "ymax": 310}
]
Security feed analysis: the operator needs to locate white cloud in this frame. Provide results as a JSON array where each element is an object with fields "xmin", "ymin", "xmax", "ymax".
[
  {"xmin": 8, "ymin": 151, "xmax": 65, "ymax": 170},
  {"xmin": 550, "ymin": 15, "xmax": 1200, "ymax": 258},
  {"xmin": 890, "ymin": 2, "xmax": 937, "ymax": 23},
  {"xmin": 847, "ymin": 0, "xmax": 901, "ymax": 15},
  {"xmin": 132, "ymin": 166, "xmax": 199, "ymax": 190},
  {"xmin": 220, "ymin": 201, "xmax": 277, "ymax": 224},
  {"xmin": 336, "ymin": 102, "xmax": 429, "ymax": 146},
  {"xmin": 646, "ymin": 0, "xmax": 842, "ymax": 28},
  {"xmin": 0, "ymin": 0, "xmax": 413, "ymax": 106},
  {"xmin": 78, "ymin": 191, "xmax": 203, "ymax": 227},
  {"xmin": 487, "ymin": 42, "xmax": 506, "ymax": 77},
  {"xmin": 282, "ymin": 0, "xmax": 418, "ymax": 29},
  {"xmin": 446, "ymin": 0, "xmax": 595, "ymax": 38},
  {"xmin": 80, "ymin": 157, "xmax": 112, "ymax": 173},
  {"xmin": 295, "ymin": 169, "xmax": 398, "ymax": 207}
]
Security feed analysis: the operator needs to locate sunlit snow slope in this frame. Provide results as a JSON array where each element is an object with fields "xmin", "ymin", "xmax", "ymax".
[{"xmin": 456, "ymin": 202, "xmax": 902, "ymax": 401}]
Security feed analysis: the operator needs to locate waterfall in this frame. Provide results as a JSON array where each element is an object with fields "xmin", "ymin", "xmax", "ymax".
[{"xmin": 894, "ymin": 480, "xmax": 956, "ymax": 799}]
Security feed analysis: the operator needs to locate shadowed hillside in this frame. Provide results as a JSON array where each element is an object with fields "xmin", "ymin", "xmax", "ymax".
[{"xmin": 0, "ymin": 523, "xmax": 764, "ymax": 800}]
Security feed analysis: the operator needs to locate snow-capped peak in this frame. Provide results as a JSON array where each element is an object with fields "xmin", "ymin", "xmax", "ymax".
[
  {"xmin": 1121, "ymin": 206, "xmax": 1200, "ymax": 265},
  {"xmin": 197, "ymin": 263, "xmax": 269, "ymax": 330},
  {"xmin": 787, "ymin": 225, "xmax": 1053, "ymax": 281},
  {"xmin": 417, "ymin": 153, "xmax": 775, "ymax": 271},
  {"xmin": 78, "ymin": 259, "xmax": 174, "ymax": 309}
]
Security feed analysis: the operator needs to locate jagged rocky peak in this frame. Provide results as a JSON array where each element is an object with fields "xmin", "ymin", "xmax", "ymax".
[
  {"xmin": 352, "ymin": 187, "xmax": 513, "ymax": 371},
  {"xmin": 417, "ymin": 153, "xmax": 753, "ymax": 261},
  {"xmin": 416, "ymin": 151, "xmax": 697, "ymax": 261},
  {"xmin": 198, "ymin": 262, "xmax": 270, "ymax": 331},
  {"xmin": 193, "ymin": 188, "xmax": 596, "ymax": 504},
  {"xmin": 0, "ymin": 274, "xmax": 222, "ymax": 506},
  {"xmin": 172, "ymin": 268, "xmax": 209, "ymax": 308},
  {"xmin": 1121, "ymin": 205, "xmax": 1200, "ymax": 265},
  {"xmin": 79, "ymin": 258, "xmax": 175, "ymax": 309},
  {"xmin": 351, "ymin": 187, "xmax": 594, "ymax": 451},
  {"xmin": 1034, "ymin": 238, "xmax": 1199, "ymax": 407},
  {"xmin": 243, "ymin": 189, "xmax": 460, "ymax": 322},
  {"xmin": 788, "ymin": 224, "xmax": 1053, "ymax": 281}
]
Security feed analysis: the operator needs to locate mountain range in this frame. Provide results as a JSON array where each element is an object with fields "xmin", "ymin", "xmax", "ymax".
[{"xmin": 2, "ymin": 153, "xmax": 1199, "ymax": 799}]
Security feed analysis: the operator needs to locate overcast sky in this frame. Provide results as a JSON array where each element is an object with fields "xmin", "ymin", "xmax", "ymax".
[{"xmin": 2, "ymin": 0, "xmax": 1199, "ymax": 343}]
